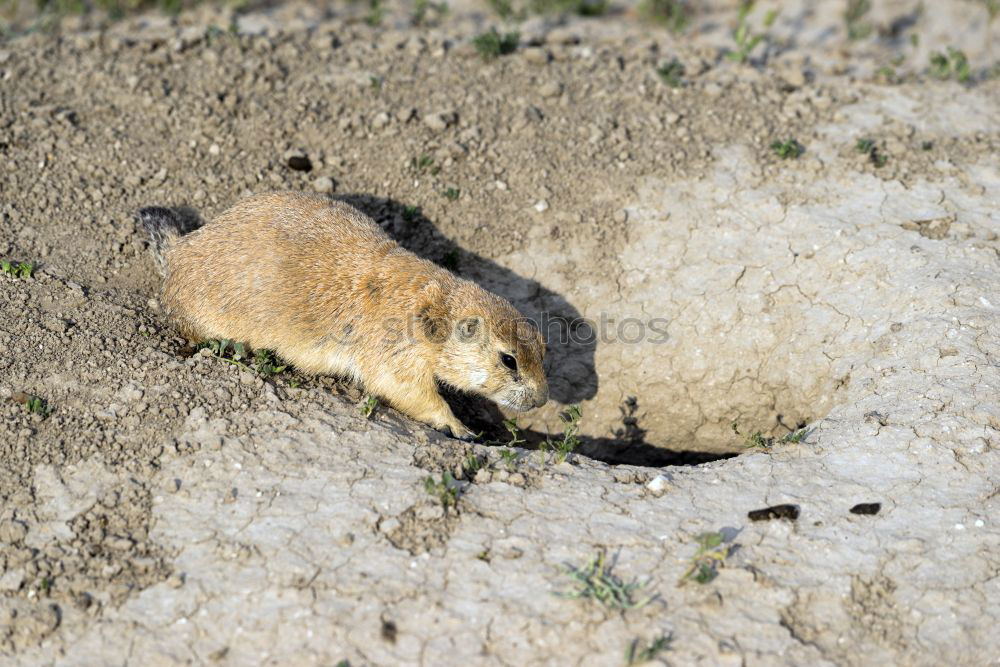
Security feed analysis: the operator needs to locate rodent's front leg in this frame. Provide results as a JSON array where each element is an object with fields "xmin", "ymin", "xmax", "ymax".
[{"xmin": 366, "ymin": 373, "xmax": 475, "ymax": 441}]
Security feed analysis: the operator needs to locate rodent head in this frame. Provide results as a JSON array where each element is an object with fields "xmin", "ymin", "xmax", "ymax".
[{"xmin": 436, "ymin": 286, "xmax": 548, "ymax": 412}]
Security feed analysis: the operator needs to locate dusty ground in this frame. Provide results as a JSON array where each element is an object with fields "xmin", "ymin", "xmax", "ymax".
[{"xmin": 2, "ymin": 0, "xmax": 1000, "ymax": 664}]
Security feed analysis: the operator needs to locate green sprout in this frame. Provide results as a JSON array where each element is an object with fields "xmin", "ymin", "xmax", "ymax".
[
  {"xmin": 679, "ymin": 532, "xmax": 731, "ymax": 585},
  {"xmin": 549, "ymin": 404, "xmax": 582, "ymax": 463},
  {"xmin": 625, "ymin": 633, "xmax": 673, "ymax": 665},
  {"xmin": 424, "ymin": 472, "xmax": 459, "ymax": 511},
  {"xmin": 845, "ymin": 0, "xmax": 872, "ymax": 40},
  {"xmin": 472, "ymin": 28, "xmax": 519, "ymax": 60},
  {"xmin": 770, "ymin": 138, "xmax": 804, "ymax": 159},
  {"xmin": 1, "ymin": 261, "xmax": 34, "ymax": 279},
  {"xmin": 444, "ymin": 187, "xmax": 460, "ymax": 201},
  {"xmin": 726, "ymin": 2, "xmax": 779, "ymax": 64},
  {"xmin": 639, "ymin": 0, "xmax": 689, "ymax": 33},
  {"xmin": 364, "ymin": 0, "xmax": 383, "ymax": 26},
  {"xmin": 655, "ymin": 58, "xmax": 685, "ymax": 88},
  {"xmin": 360, "ymin": 395, "xmax": 379, "ymax": 419},
  {"xmin": 855, "ymin": 137, "xmax": 887, "ymax": 167},
  {"xmin": 402, "ymin": 205, "xmax": 420, "ymax": 222},
  {"xmin": 732, "ymin": 422, "xmax": 811, "ymax": 450},
  {"xmin": 929, "ymin": 47, "xmax": 971, "ymax": 83},
  {"xmin": 197, "ymin": 339, "xmax": 288, "ymax": 377},
  {"xmin": 556, "ymin": 550, "xmax": 655, "ymax": 610},
  {"xmin": 26, "ymin": 395, "xmax": 49, "ymax": 418}
]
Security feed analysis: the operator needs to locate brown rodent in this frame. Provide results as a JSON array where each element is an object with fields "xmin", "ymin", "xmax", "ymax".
[{"xmin": 137, "ymin": 191, "xmax": 548, "ymax": 439}]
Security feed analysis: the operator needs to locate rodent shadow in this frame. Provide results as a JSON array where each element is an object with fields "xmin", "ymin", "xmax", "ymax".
[{"xmin": 335, "ymin": 194, "xmax": 599, "ymax": 407}]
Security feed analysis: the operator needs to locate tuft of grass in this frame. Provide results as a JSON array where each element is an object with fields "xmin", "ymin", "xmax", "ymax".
[
  {"xmin": 402, "ymin": 205, "xmax": 420, "ymax": 222},
  {"xmin": 364, "ymin": 0, "xmax": 383, "ymax": 26},
  {"xmin": 360, "ymin": 395, "xmax": 379, "ymax": 419},
  {"xmin": 548, "ymin": 404, "xmax": 582, "ymax": 464},
  {"xmin": 252, "ymin": 349, "xmax": 287, "ymax": 377},
  {"xmin": 625, "ymin": 633, "xmax": 673, "ymax": 665},
  {"xmin": 486, "ymin": 0, "xmax": 515, "ymax": 18},
  {"xmin": 639, "ymin": 0, "xmax": 689, "ymax": 33},
  {"xmin": 498, "ymin": 447, "xmax": 518, "ymax": 471},
  {"xmin": 25, "ymin": 395, "xmax": 50, "ymax": 418},
  {"xmin": 845, "ymin": 0, "xmax": 872, "ymax": 40},
  {"xmin": 198, "ymin": 339, "xmax": 288, "ymax": 377},
  {"xmin": 556, "ymin": 550, "xmax": 655, "ymax": 610},
  {"xmin": 982, "ymin": 0, "xmax": 1000, "ymax": 21},
  {"xmin": 463, "ymin": 452, "xmax": 484, "ymax": 478},
  {"xmin": 732, "ymin": 422, "xmax": 811, "ymax": 450},
  {"xmin": 770, "ymin": 138, "xmax": 804, "ymax": 159},
  {"xmin": 929, "ymin": 47, "xmax": 972, "ymax": 83},
  {"xmin": 411, "ymin": 0, "xmax": 448, "ymax": 25},
  {"xmin": 726, "ymin": 2, "xmax": 779, "ymax": 64},
  {"xmin": 412, "ymin": 154, "xmax": 435, "ymax": 172},
  {"xmin": 655, "ymin": 58, "xmax": 685, "ymax": 88},
  {"xmin": 679, "ymin": 532, "xmax": 731, "ymax": 585},
  {"xmin": 443, "ymin": 187, "xmax": 460, "ymax": 201},
  {"xmin": 855, "ymin": 137, "xmax": 887, "ymax": 167},
  {"xmin": 1, "ymin": 260, "xmax": 34, "ymax": 279},
  {"xmin": 472, "ymin": 28, "xmax": 519, "ymax": 60},
  {"xmin": 424, "ymin": 472, "xmax": 459, "ymax": 511}
]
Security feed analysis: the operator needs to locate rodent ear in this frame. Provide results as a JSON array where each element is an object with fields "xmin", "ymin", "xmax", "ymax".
[{"xmin": 458, "ymin": 317, "xmax": 481, "ymax": 340}]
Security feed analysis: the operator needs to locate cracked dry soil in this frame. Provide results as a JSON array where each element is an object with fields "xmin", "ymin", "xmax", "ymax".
[{"xmin": 2, "ymin": 0, "xmax": 1000, "ymax": 664}]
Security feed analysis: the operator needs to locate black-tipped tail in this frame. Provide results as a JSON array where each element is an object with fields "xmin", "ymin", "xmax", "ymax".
[{"xmin": 136, "ymin": 206, "xmax": 202, "ymax": 275}]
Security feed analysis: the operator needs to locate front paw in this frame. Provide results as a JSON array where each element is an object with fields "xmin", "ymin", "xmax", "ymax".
[{"xmin": 437, "ymin": 421, "xmax": 476, "ymax": 442}]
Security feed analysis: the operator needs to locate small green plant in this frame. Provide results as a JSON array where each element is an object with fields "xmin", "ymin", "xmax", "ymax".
[
  {"xmin": 441, "ymin": 250, "xmax": 460, "ymax": 272},
  {"xmin": 856, "ymin": 137, "xmax": 887, "ymax": 167},
  {"xmin": 412, "ymin": 0, "xmax": 449, "ymax": 25},
  {"xmin": 557, "ymin": 550, "xmax": 655, "ymax": 610},
  {"xmin": 39, "ymin": 577, "xmax": 53, "ymax": 594},
  {"xmin": 253, "ymin": 349, "xmax": 287, "ymax": 377},
  {"xmin": 548, "ymin": 404, "xmax": 582, "ymax": 463},
  {"xmin": 402, "ymin": 205, "xmax": 420, "ymax": 222},
  {"xmin": 198, "ymin": 339, "xmax": 288, "ymax": 377},
  {"xmin": 732, "ymin": 422, "xmax": 811, "ymax": 450},
  {"xmin": 487, "ymin": 0, "xmax": 515, "ymax": 18},
  {"xmin": 25, "ymin": 395, "xmax": 49, "ymax": 418},
  {"xmin": 498, "ymin": 447, "xmax": 518, "ymax": 471},
  {"xmin": 770, "ymin": 138, "xmax": 804, "ymax": 159},
  {"xmin": 360, "ymin": 395, "xmax": 379, "ymax": 419},
  {"xmin": 655, "ymin": 58, "xmax": 685, "ymax": 87},
  {"xmin": 424, "ymin": 472, "xmax": 459, "ymax": 511},
  {"xmin": 444, "ymin": 187, "xmax": 460, "ymax": 201},
  {"xmin": 680, "ymin": 532, "xmax": 730, "ymax": 585},
  {"xmin": 981, "ymin": 0, "xmax": 1000, "ymax": 21},
  {"xmin": 726, "ymin": 2, "xmax": 778, "ymax": 64},
  {"xmin": 364, "ymin": 0, "xmax": 384, "ymax": 26},
  {"xmin": 625, "ymin": 633, "xmax": 673, "ymax": 665},
  {"xmin": 463, "ymin": 452, "xmax": 484, "ymax": 477},
  {"xmin": 845, "ymin": 0, "xmax": 872, "ymax": 40},
  {"xmin": 1, "ymin": 260, "xmax": 34, "ymax": 279},
  {"xmin": 929, "ymin": 47, "xmax": 972, "ymax": 82},
  {"xmin": 639, "ymin": 0, "xmax": 689, "ymax": 33},
  {"xmin": 412, "ymin": 154, "xmax": 434, "ymax": 172},
  {"xmin": 369, "ymin": 75, "xmax": 383, "ymax": 90},
  {"xmin": 472, "ymin": 28, "xmax": 519, "ymax": 60}
]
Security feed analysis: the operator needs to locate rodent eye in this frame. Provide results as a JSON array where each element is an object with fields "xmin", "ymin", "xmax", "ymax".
[{"xmin": 500, "ymin": 353, "xmax": 518, "ymax": 372}]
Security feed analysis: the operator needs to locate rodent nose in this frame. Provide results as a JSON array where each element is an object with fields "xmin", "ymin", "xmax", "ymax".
[{"xmin": 533, "ymin": 387, "xmax": 549, "ymax": 409}]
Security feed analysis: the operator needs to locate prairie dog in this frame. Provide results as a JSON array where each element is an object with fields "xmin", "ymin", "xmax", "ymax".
[{"xmin": 137, "ymin": 192, "xmax": 548, "ymax": 439}]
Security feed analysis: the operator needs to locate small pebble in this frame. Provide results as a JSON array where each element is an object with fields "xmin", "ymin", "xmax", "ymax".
[{"xmin": 312, "ymin": 176, "xmax": 335, "ymax": 194}]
